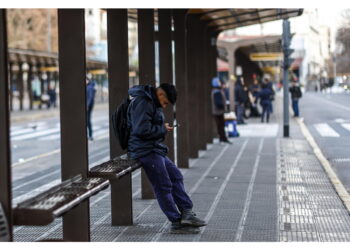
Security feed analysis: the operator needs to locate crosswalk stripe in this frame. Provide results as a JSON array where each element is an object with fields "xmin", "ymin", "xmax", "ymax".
[
  {"xmin": 11, "ymin": 128, "xmax": 40, "ymax": 136},
  {"xmin": 335, "ymin": 118, "xmax": 346, "ymax": 123},
  {"xmin": 314, "ymin": 123, "xmax": 340, "ymax": 137},
  {"xmin": 38, "ymin": 134, "xmax": 61, "ymax": 141},
  {"xmin": 341, "ymin": 123, "xmax": 350, "ymax": 132},
  {"xmin": 12, "ymin": 128, "xmax": 60, "ymax": 140}
]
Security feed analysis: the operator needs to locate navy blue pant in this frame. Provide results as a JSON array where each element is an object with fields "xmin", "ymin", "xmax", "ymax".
[
  {"xmin": 292, "ymin": 99, "xmax": 299, "ymax": 117},
  {"xmin": 138, "ymin": 153, "xmax": 193, "ymax": 222},
  {"xmin": 236, "ymin": 103, "xmax": 245, "ymax": 123},
  {"xmin": 261, "ymin": 103, "xmax": 271, "ymax": 123}
]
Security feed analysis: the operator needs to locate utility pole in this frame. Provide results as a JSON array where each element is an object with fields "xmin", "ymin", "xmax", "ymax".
[{"xmin": 282, "ymin": 19, "xmax": 293, "ymax": 137}]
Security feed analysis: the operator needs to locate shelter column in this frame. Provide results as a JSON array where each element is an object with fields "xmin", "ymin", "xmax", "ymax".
[
  {"xmin": 173, "ymin": 9, "xmax": 190, "ymax": 168},
  {"xmin": 137, "ymin": 9, "xmax": 156, "ymax": 199},
  {"xmin": 186, "ymin": 14, "xmax": 200, "ymax": 159},
  {"xmin": 204, "ymin": 27, "xmax": 214, "ymax": 144},
  {"xmin": 0, "ymin": 9, "xmax": 13, "ymax": 242},
  {"xmin": 107, "ymin": 9, "xmax": 133, "ymax": 226},
  {"xmin": 197, "ymin": 21, "xmax": 208, "ymax": 150},
  {"xmin": 58, "ymin": 9, "xmax": 90, "ymax": 241},
  {"xmin": 158, "ymin": 9, "xmax": 175, "ymax": 162}
]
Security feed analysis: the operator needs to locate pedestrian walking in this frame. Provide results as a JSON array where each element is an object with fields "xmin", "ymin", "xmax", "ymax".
[
  {"xmin": 289, "ymin": 80, "xmax": 302, "ymax": 117},
  {"xmin": 234, "ymin": 77, "xmax": 248, "ymax": 124},
  {"xmin": 257, "ymin": 82, "xmax": 273, "ymax": 123},
  {"xmin": 86, "ymin": 76, "xmax": 96, "ymax": 141},
  {"xmin": 221, "ymin": 81, "xmax": 231, "ymax": 112},
  {"xmin": 211, "ymin": 77, "xmax": 231, "ymax": 144},
  {"xmin": 127, "ymin": 83, "xmax": 206, "ymax": 234},
  {"xmin": 47, "ymin": 85, "xmax": 57, "ymax": 108},
  {"xmin": 249, "ymin": 79, "xmax": 261, "ymax": 117},
  {"xmin": 263, "ymin": 77, "xmax": 275, "ymax": 113}
]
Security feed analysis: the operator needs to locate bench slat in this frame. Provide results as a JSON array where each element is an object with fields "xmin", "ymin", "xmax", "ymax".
[
  {"xmin": 0, "ymin": 203, "xmax": 10, "ymax": 242},
  {"xmin": 89, "ymin": 154, "xmax": 142, "ymax": 180}
]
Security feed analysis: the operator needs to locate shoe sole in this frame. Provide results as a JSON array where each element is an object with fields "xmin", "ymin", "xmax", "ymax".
[
  {"xmin": 170, "ymin": 228, "xmax": 200, "ymax": 234},
  {"xmin": 181, "ymin": 220, "xmax": 207, "ymax": 227}
]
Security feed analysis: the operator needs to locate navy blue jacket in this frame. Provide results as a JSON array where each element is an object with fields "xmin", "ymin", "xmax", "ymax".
[
  {"xmin": 257, "ymin": 87, "xmax": 273, "ymax": 106},
  {"xmin": 127, "ymin": 85, "xmax": 168, "ymax": 159},
  {"xmin": 234, "ymin": 81, "xmax": 248, "ymax": 104},
  {"xmin": 86, "ymin": 81, "xmax": 96, "ymax": 109}
]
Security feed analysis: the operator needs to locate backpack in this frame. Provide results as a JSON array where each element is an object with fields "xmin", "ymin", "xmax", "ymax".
[
  {"xmin": 295, "ymin": 87, "xmax": 302, "ymax": 98},
  {"xmin": 111, "ymin": 97, "xmax": 133, "ymax": 150}
]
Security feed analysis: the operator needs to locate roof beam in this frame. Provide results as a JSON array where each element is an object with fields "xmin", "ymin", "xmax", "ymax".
[
  {"xmin": 206, "ymin": 8, "xmax": 275, "ymax": 24},
  {"xmin": 215, "ymin": 9, "xmax": 302, "ymax": 30}
]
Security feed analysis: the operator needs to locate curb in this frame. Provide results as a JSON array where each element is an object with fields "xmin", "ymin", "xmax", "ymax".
[{"xmin": 296, "ymin": 117, "xmax": 350, "ymax": 213}]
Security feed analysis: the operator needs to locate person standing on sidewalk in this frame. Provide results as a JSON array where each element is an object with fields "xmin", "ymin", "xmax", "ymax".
[
  {"xmin": 289, "ymin": 80, "xmax": 302, "ymax": 117},
  {"xmin": 234, "ymin": 77, "xmax": 248, "ymax": 124},
  {"xmin": 211, "ymin": 77, "xmax": 231, "ymax": 144},
  {"xmin": 257, "ymin": 82, "xmax": 273, "ymax": 123},
  {"xmin": 249, "ymin": 79, "xmax": 261, "ymax": 117},
  {"xmin": 127, "ymin": 83, "xmax": 206, "ymax": 234},
  {"xmin": 86, "ymin": 76, "xmax": 96, "ymax": 141},
  {"xmin": 263, "ymin": 77, "xmax": 275, "ymax": 113}
]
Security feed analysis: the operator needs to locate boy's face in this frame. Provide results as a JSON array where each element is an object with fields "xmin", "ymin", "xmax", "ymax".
[{"xmin": 156, "ymin": 88, "xmax": 170, "ymax": 108}]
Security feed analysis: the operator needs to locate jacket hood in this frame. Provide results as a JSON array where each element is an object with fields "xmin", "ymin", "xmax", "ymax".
[
  {"xmin": 128, "ymin": 85, "xmax": 161, "ymax": 106},
  {"xmin": 128, "ymin": 85, "xmax": 155, "ymax": 100}
]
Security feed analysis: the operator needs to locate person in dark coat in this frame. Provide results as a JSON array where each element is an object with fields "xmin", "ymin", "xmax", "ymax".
[
  {"xmin": 47, "ymin": 85, "xmax": 57, "ymax": 108},
  {"xmin": 289, "ymin": 80, "xmax": 302, "ymax": 117},
  {"xmin": 234, "ymin": 77, "xmax": 248, "ymax": 124},
  {"xmin": 249, "ymin": 79, "xmax": 261, "ymax": 117},
  {"xmin": 211, "ymin": 77, "xmax": 231, "ymax": 144},
  {"xmin": 263, "ymin": 77, "xmax": 275, "ymax": 113},
  {"xmin": 127, "ymin": 83, "xmax": 206, "ymax": 234},
  {"xmin": 86, "ymin": 77, "xmax": 96, "ymax": 140},
  {"xmin": 257, "ymin": 82, "xmax": 273, "ymax": 123}
]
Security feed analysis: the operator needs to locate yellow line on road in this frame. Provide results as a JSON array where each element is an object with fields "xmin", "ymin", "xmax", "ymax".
[
  {"xmin": 12, "ymin": 149, "xmax": 60, "ymax": 168},
  {"xmin": 296, "ymin": 117, "xmax": 350, "ymax": 212}
]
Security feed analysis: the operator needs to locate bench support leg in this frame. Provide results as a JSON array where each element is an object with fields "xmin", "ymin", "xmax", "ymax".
[
  {"xmin": 111, "ymin": 175, "xmax": 133, "ymax": 226},
  {"xmin": 63, "ymin": 201, "xmax": 90, "ymax": 241}
]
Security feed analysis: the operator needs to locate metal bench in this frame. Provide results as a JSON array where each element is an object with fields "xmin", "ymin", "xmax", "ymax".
[
  {"xmin": 0, "ymin": 203, "xmax": 10, "ymax": 242},
  {"xmin": 13, "ymin": 175, "xmax": 109, "ymax": 226},
  {"xmin": 13, "ymin": 154, "xmax": 142, "ymax": 227}
]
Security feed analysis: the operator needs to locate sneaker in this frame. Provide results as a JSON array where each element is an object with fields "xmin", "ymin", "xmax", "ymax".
[
  {"xmin": 181, "ymin": 210, "xmax": 207, "ymax": 227},
  {"xmin": 170, "ymin": 221, "xmax": 200, "ymax": 234}
]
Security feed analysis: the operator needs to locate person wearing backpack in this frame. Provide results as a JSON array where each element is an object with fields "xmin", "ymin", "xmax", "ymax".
[
  {"xmin": 289, "ymin": 80, "xmax": 302, "ymax": 117},
  {"xmin": 126, "ymin": 83, "xmax": 206, "ymax": 234}
]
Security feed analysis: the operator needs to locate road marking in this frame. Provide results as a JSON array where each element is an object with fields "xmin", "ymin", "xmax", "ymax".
[
  {"xmin": 341, "ymin": 123, "xmax": 350, "ymax": 132},
  {"xmin": 11, "ymin": 127, "xmax": 45, "ymax": 136},
  {"xmin": 314, "ymin": 123, "xmax": 340, "ymax": 137},
  {"xmin": 12, "ymin": 149, "xmax": 61, "ymax": 167},
  {"xmin": 38, "ymin": 134, "xmax": 60, "ymax": 141},
  {"xmin": 296, "ymin": 118, "xmax": 350, "ymax": 213},
  {"xmin": 335, "ymin": 118, "xmax": 346, "ymax": 123},
  {"xmin": 316, "ymin": 96, "xmax": 350, "ymax": 112},
  {"xmin": 12, "ymin": 127, "xmax": 60, "ymax": 140}
]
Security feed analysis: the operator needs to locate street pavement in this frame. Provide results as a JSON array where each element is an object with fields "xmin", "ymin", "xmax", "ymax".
[
  {"xmin": 9, "ymin": 91, "xmax": 350, "ymax": 242},
  {"xmin": 299, "ymin": 91, "xmax": 350, "ymax": 193}
]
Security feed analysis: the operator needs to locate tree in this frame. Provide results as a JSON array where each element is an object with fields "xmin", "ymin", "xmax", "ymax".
[
  {"xmin": 335, "ymin": 9, "xmax": 350, "ymax": 74},
  {"xmin": 7, "ymin": 9, "xmax": 58, "ymax": 52}
]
